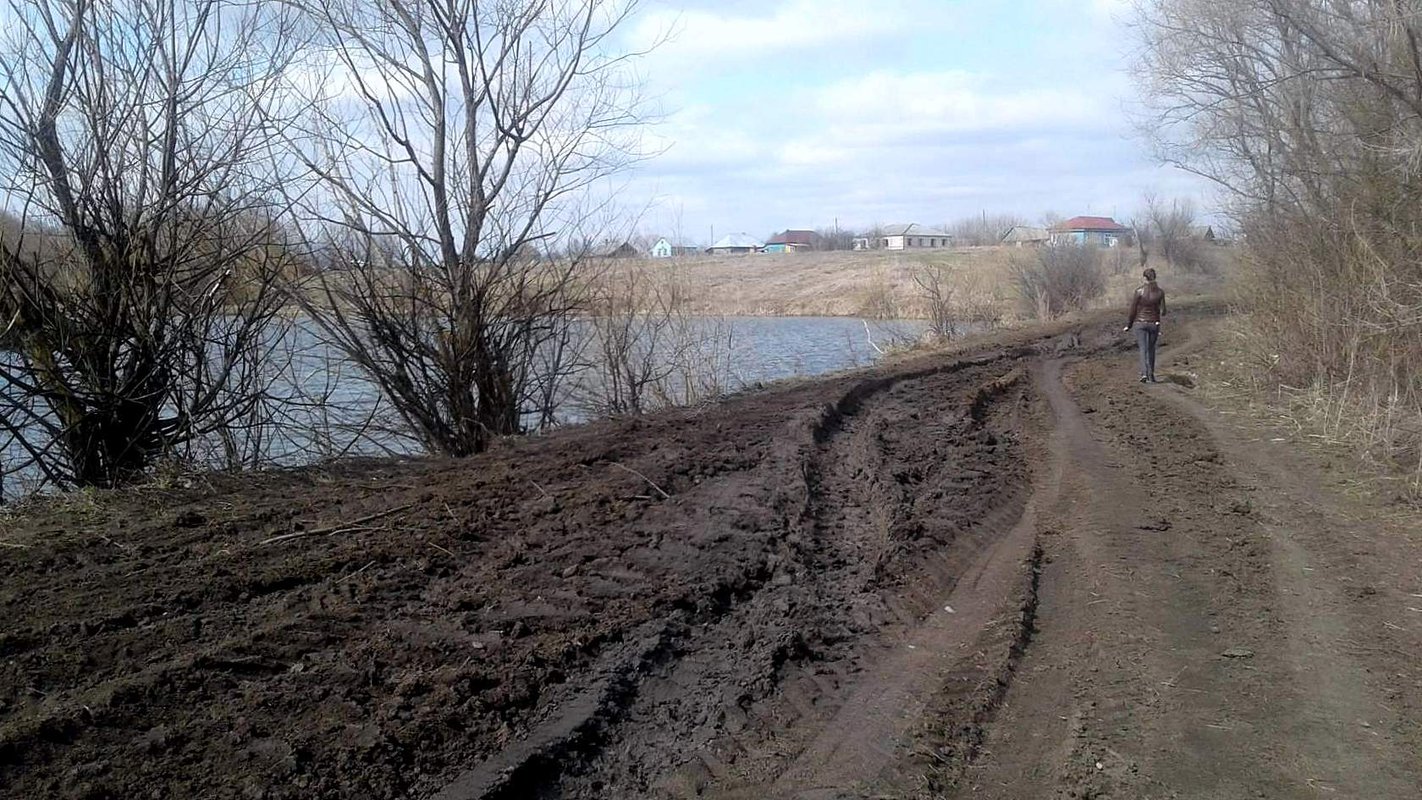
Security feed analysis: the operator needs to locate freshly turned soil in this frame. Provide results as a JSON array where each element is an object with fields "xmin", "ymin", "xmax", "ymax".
[{"xmin": 3, "ymin": 308, "xmax": 1420, "ymax": 800}]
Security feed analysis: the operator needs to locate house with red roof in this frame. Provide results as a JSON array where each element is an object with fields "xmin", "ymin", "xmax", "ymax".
[
  {"xmin": 1049, "ymin": 216, "xmax": 1133, "ymax": 248},
  {"xmin": 763, "ymin": 229, "xmax": 820, "ymax": 253}
]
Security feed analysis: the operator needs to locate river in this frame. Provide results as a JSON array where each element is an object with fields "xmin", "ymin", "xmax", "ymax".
[{"xmin": 0, "ymin": 316, "xmax": 926, "ymax": 498}]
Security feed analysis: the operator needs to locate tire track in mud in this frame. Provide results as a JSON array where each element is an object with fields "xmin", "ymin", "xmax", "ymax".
[
  {"xmin": 684, "ymin": 332, "xmax": 1136, "ymax": 799},
  {"xmin": 687, "ymin": 340, "xmax": 1135, "ymax": 799},
  {"xmin": 1, "ymin": 320, "xmax": 1127, "ymax": 800},
  {"xmin": 432, "ymin": 350, "xmax": 1045, "ymax": 799},
  {"xmin": 642, "ymin": 360, "xmax": 1044, "ymax": 799},
  {"xmin": 2, "ymin": 425, "xmax": 786, "ymax": 800},
  {"xmin": 954, "ymin": 332, "xmax": 1422, "ymax": 799}
]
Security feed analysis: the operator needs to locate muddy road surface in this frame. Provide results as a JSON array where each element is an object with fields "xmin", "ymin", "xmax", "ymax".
[{"xmin": 3, "ymin": 308, "xmax": 1420, "ymax": 799}]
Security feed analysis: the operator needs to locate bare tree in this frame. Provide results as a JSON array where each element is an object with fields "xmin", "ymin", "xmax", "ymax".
[
  {"xmin": 0, "ymin": 0, "xmax": 307, "ymax": 489},
  {"xmin": 1135, "ymin": 0, "xmax": 1422, "ymax": 478},
  {"xmin": 913, "ymin": 262, "xmax": 958, "ymax": 340},
  {"xmin": 1141, "ymin": 192, "xmax": 1204, "ymax": 271},
  {"xmin": 575, "ymin": 263, "xmax": 737, "ymax": 416},
  {"xmin": 1128, "ymin": 214, "xmax": 1152, "ymax": 269},
  {"xmin": 285, "ymin": 0, "xmax": 652, "ymax": 456},
  {"xmin": 949, "ymin": 212, "xmax": 1027, "ymax": 247},
  {"xmin": 814, "ymin": 225, "xmax": 855, "ymax": 251}
]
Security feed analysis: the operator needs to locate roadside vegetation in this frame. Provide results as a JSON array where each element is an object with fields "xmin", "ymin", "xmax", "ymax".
[{"xmin": 1137, "ymin": 0, "xmax": 1422, "ymax": 488}]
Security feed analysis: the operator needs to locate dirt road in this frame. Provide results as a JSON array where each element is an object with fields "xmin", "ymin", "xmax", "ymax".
[{"xmin": 3, "ymin": 307, "xmax": 1420, "ymax": 799}]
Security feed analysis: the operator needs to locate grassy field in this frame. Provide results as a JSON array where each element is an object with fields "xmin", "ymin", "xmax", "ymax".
[
  {"xmin": 627, "ymin": 246, "xmax": 1229, "ymax": 322},
  {"xmin": 647, "ymin": 248, "xmax": 1016, "ymax": 319}
]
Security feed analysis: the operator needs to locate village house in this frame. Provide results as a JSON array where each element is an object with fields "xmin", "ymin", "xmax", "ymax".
[
  {"xmin": 763, "ymin": 229, "xmax": 820, "ymax": 253},
  {"xmin": 1001, "ymin": 225, "xmax": 1050, "ymax": 247},
  {"xmin": 1048, "ymin": 216, "xmax": 1132, "ymax": 247},
  {"xmin": 706, "ymin": 233, "xmax": 763, "ymax": 255},
  {"xmin": 880, "ymin": 223, "xmax": 954, "ymax": 250},
  {"xmin": 592, "ymin": 240, "xmax": 640, "ymax": 259},
  {"xmin": 649, "ymin": 237, "xmax": 699, "ymax": 258}
]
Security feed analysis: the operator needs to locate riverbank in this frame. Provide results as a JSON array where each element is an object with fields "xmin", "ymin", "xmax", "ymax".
[
  {"xmin": 0, "ymin": 314, "xmax": 1092, "ymax": 798},
  {"xmin": 6, "ymin": 303, "xmax": 1419, "ymax": 798}
]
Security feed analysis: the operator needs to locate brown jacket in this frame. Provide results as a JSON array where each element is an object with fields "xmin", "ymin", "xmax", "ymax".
[{"xmin": 1127, "ymin": 282, "xmax": 1166, "ymax": 326}]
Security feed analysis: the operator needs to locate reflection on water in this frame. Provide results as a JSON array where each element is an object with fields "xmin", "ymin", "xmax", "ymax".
[
  {"xmin": 726, "ymin": 317, "xmax": 922, "ymax": 384},
  {"xmin": 1, "ymin": 317, "xmax": 924, "ymax": 498}
]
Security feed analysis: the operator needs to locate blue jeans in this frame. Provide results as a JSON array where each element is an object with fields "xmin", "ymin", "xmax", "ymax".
[{"xmin": 1134, "ymin": 322, "xmax": 1160, "ymax": 379}]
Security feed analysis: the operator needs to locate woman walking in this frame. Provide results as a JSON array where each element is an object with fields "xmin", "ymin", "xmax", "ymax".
[{"xmin": 1124, "ymin": 268, "xmax": 1167, "ymax": 383}]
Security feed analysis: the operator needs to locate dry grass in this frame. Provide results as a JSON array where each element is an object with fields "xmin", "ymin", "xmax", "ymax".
[
  {"xmin": 602, "ymin": 248, "xmax": 1022, "ymax": 320},
  {"xmin": 1230, "ymin": 215, "xmax": 1422, "ymax": 492},
  {"xmin": 1195, "ymin": 316, "xmax": 1421, "ymax": 502},
  {"xmin": 629, "ymin": 246, "xmax": 1232, "ymax": 323}
]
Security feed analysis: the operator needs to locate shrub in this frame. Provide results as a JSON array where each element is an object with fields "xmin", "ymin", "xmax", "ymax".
[{"xmin": 1011, "ymin": 245, "xmax": 1105, "ymax": 321}]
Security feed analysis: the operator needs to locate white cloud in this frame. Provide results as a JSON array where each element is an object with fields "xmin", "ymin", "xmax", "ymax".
[
  {"xmin": 810, "ymin": 70, "xmax": 1106, "ymax": 141},
  {"xmin": 641, "ymin": 104, "xmax": 771, "ymax": 174},
  {"xmin": 630, "ymin": 0, "xmax": 909, "ymax": 67},
  {"xmin": 619, "ymin": 1, "xmax": 1214, "ymax": 236}
]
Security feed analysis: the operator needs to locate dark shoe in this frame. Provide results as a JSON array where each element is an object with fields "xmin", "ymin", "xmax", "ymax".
[{"xmin": 1149, "ymin": 376, "xmax": 1160, "ymax": 383}]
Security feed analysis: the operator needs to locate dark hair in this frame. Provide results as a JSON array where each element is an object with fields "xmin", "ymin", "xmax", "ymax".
[{"xmin": 1143, "ymin": 268, "xmax": 1157, "ymax": 282}]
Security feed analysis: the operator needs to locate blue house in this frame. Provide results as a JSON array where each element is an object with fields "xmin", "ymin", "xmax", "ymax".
[{"xmin": 1048, "ymin": 216, "xmax": 1132, "ymax": 247}]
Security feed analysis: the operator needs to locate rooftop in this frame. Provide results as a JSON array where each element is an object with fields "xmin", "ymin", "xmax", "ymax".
[
  {"xmin": 883, "ymin": 223, "xmax": 952, "ymax": 237},
  {"xmin": 766, "ymin": 229, "xmax": 818, "ymax": 246},
  {"xmin": 1052, "ymin": 216, "xmax": 1130, "ymax": 232},
  {"xmin": 709, "ymin": 233, "xmax": 763, "ymax": 249}
]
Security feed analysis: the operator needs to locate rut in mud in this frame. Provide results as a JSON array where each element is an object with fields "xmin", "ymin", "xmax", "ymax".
[
  {"xmin": 0, "ymin": 319, "xmax": 1083, "ymax": 800},
  {"xmin": 4, "ymin": 307, "xmax": 1422, "ymax": 800}
]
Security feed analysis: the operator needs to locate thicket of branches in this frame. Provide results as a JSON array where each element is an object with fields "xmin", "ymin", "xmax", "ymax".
[
  {"xmin": 283, "ymin": 0, "xmax": 650, "ymax": 458},
  {"xmin": 814, "ymin": 227, "xmax": 856, "ymax": 251},
  {"xmin": 0, "ymin": 0, "xmax": 658, "ymax": 496},
  {"xmin": 0, "ymin": 0, "xmax": 306, "ymax": 489},
  {"xmin": 1011, "ymin": 245, "xmax": 1105, "ymax": 321},
  {"xmin": 1137, "ymin": 0, "xmax": 1422, "ymax": 477},
  {"xmin": 1131, "ymin": 193, "xmax": 1214, "ymax": 273},
  {"xmin": 913, "ymin": 263, "xmax": 958, "ymax": 340},
  {"xmin": 575, "ymin": 264, "xmax": 737, "ymax": 416}
]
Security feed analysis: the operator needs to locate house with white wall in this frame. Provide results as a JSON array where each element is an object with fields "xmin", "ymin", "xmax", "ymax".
[
  {"xmin": 880, "ymin": 224, "xmax": 953, "ymax": 250},
  {"xmin": 1001, "ymin": 225, "xmax": 1050, "ymax": 247},
  {"xmin": 649, "ymin": 237, "xmax": 699, "ymax": 258}
]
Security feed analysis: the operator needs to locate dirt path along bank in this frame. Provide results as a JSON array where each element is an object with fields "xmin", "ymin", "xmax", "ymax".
[{"xmin": 2, "ymin": 307, "xmax": 1420, "ymax": 798}]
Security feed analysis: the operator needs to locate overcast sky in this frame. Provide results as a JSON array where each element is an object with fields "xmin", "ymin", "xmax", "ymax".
[{"xmin": 619, "ymin": 0, "xmax": 1213, "ymax": 242}]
